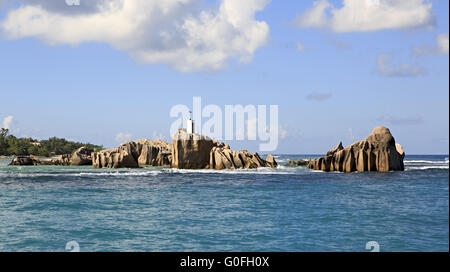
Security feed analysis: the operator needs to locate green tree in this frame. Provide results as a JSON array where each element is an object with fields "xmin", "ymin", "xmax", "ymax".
[
  {"xmin": 7, "ymin": 136, "xmax": 32, "ymax": 156},
  {"xmin": 0, "ymin": 128, "xmax": 9, "ymax": 155},
  {"xmin": 0, "ymin": 130, "xmax": 103, "ymax": 156}
]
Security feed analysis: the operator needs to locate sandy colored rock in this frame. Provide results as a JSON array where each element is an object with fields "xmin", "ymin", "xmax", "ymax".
[
  {"xmin": 70, "ymin": 146, "xmax": 94, "ymax": 166},
  {"xmin": 92, "ymin": 139, "xmax": 172, "ymax": 168},
  {"xmin": 171, "ymin": 129, "xmax": 277, "ymax": 170},
  {"xmin": 92, "ymin": 145, "xmax": 138, "ymax": 168},
  {"xmin": 288, "ymin": 158, "xmax": 308, "ymax": 166},
  {"xmin": 307, "ymin": 126, "xmax": 405, "ymax": 173},
  {"xmin": 172, "ymin": 130, "xmax": 216, "ymax": 169},
  {"xmin": 396, "ymin": 143, "xmax": 405, "ymax": 159},
  {"xmin": 136, "ymin": 139, "xmax": 172, "ymax": 166},
  {"xmin": 34, "ymin": 154, "xmax": 73, "ymax": 166},
  {"xmin": 265, "ymin": 154, "xmax": 277, "ymax": 168},
  {"xmin": 209, "ymin": 147, "xmax": 276, "ymax": 170}
]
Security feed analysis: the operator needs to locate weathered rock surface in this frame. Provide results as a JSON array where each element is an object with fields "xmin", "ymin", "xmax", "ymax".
[
  {"xmin": 53, "ymin": 154, "xmax": 72, "ymax": 166},
  {"xmin": 208, "ymin": 145, "xmax": 277, "ymax": 170},
  {"xmin": 172, "ymin": 130, "xmax": 216, "ymax": 169},
  {"xmin": 92, "ymin": 145, "xmax": 138, "ymax": 168},
  {"xmin": 265, "ymin": 154, "xmax": 278, "ymax": 168},
  {"xmin": 9, "ymin": 154, "xmax": 73, "ymax": 166},
  {"xmin": 209, "ymin": 147, "xmax": 269, "ymax": 170},
  {"xmin": 307, "ymin": 126, "xmax": 405, "ymax": 172},
  {"xmin": 135, "ymin": 139, "xmax": 172, "ymax": 166},
  {"xmin": 287, "ymin": 158, "xmax": 308, "ymax": 166},
  {"xmin": 9, "ymin": 132, "xmax": 276, "ymax": 171},
  {"xmin": 396, "ymin": 143, "xmax": 405, "ymax": 159},
  {"xmin": 9, "ymin": 156, "xmax": 40, "ymax": 166},
  {"xmin": 171, "ymin": 129, "xmax": 277, "ymax": 170},
  {"xmin": 92, "ymin": 139, "xmax": 172, "ymax": 168},
  {"xmin": 70, "ymin": 146, "xmax": 94, "ymax": 166}
]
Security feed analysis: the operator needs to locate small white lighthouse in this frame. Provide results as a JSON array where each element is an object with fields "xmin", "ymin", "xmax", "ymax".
[{"xmin": 187, "ymin": 110, "xmax": 194, "ymax": 134}]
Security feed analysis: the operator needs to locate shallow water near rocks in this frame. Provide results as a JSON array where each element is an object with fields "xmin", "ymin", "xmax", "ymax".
[{"xmin": 0, "ymin": 155, "xmax": 448, "ymax": 251}]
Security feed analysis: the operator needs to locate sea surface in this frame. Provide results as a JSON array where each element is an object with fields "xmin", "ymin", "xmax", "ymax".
[{"xmin": 0, "ymin": 155, "xmax": 448, "ymax": 252}]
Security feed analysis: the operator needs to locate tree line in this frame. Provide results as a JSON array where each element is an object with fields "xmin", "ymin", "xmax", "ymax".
[{"xmin": 0, "ymin": 128, "xmax": 103, "ymax": 157}]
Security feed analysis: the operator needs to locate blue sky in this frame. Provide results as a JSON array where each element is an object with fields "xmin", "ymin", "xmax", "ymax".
[{"xmin": 0, "ymin": 0, "xmax": 448, "ymax": 154}]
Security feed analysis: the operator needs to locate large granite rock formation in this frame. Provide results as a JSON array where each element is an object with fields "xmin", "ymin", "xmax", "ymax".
[
  {"xmin": 209, "ymin": 146, "xmax": 277, "ymax": 170},
  {"xmin": 70, "ymin": 146, "xmax": 94, "ymax": 166},
  {"xmin": 91, "ymin": 145, "xmax": 138, "ymax": 168},
  {"xmin": 135, "ymin": 139, "xmax": 172, "ymax": 166},
  {"xmin": 172, "ymin": 129, "xmax": 277, "ymax": 170},
  {"xmin": 51, "ymin": 154, "xmax": 72, "ymax": 166},
  {"xmin": 172, "ymin": 130, "xmax": 216, "ymax": 169},
  {"xmin": 307, "ymin": 126, "xmax": 405, "ymax": 172},
  {"xmin": 92, "ymin": 139, "xmax": 172, "ymax": 168}
]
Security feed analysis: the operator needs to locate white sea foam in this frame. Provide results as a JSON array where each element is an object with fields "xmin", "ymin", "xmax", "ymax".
[
  {"xmin": 404, "ymin": 160, "xmax": 448, "ymax": 164},
  {"xmin": 160, "ymin": 167, "xmax": 296, "ymax": 175},
  {"xmin": 2, "ymin": 170, "xmax": 161, "ymax": 178},
  {"xmin": 406, "ymin": 166, "xmax": 449, "ymax": 171}
]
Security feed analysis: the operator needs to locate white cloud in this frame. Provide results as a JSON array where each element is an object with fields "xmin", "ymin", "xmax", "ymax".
[
  {"xmin": 2, "ymin": 115, "xmax": 13, "ymax": 129},
  {"xmin": 0, "ymin": 0, "xmax": 270, "ymax": 72},
  {"xmin": 414, "ymin": 33, "xmax": 449, "ymax": 56},
  {"xmin": 295, "ymin": 0, "xmax": 332, "ymax": 29},
  {"xmin": 376, "ymin": 53, "xmax": 427, "ymax": 77},
  {"xmin": 437, "ymin": 33, "xmax": 449, "ymax": 54},
  {"xmin": 294, "ymin": 0, "xmax": 433, "ymax": 32},
  {"xmin": 115, "ymin": 132, "xmax": 133, "ymax": 143}
]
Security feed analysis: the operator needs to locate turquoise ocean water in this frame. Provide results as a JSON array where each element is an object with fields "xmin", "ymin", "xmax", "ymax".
[{"xmin": 0, "ymin": 155, "xmax": 448, "ymax": 252}]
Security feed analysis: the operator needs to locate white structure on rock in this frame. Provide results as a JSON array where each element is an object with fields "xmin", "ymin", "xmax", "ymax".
[{"xmin": 187, "ymin": 111, "xmax": 194, "ymax": 134}]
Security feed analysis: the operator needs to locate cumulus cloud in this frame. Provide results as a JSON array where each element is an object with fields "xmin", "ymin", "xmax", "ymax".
[
  {"xmin": 375, "ymin": 53, "xmax": 427, "ymax": 77},
  {"xmin": 414, "ymin": 33, "xmax": 449, "ymax": 56},
  {"xmin": 2, "ymin": 115, "xmax": 13, "ymax": 129},
  {"xmin": 294, "ymin": 0, "xmax": 434, "ymax": 32},
  {"xmin": 295, "ymin": 0, "xmax": 331, "ymax": 29},
  {"xmin": 306, "ymin": 92, "xmax": 332, "ymax": 101},
  {"xmin": 377, "ymin": 115, "xmax": 424, "ymax": 125},
  {"xmin": 115, "ymin": 132, "xmax": 133, "ymax": 143},
  {"xmin": 0, "ymin": 0, "xmax": 270, "ymax": 72}
]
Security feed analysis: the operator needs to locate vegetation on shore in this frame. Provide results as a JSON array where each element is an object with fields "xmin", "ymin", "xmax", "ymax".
[{"xmin": 0, "ymin": 128, "xmax": 103, "ymax": 157}]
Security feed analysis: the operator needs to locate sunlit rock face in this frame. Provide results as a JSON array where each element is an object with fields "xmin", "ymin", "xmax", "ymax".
[
  {"xmin": 92, "ymin": 139, "xmax": 171, "ymax": 169},
  {"xmin": 307, "ymin": 126, "xmax": 405, "ymax": 173},
  {"xmin": 171, "ymin": 129, "xmax": 277, "ymax": 170}
]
